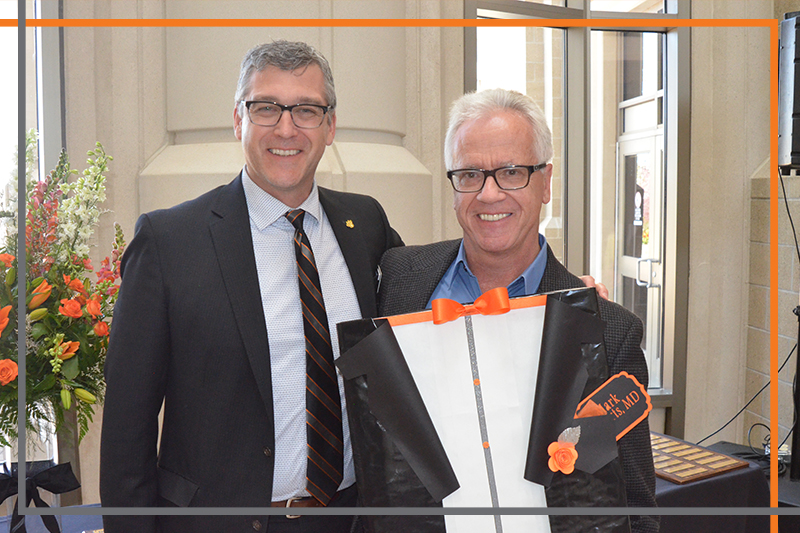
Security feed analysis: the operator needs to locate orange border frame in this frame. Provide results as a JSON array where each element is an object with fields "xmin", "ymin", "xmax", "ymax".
[{"xmin": 12, "ymin": 15, "xmax": 781, "ymax": 530}]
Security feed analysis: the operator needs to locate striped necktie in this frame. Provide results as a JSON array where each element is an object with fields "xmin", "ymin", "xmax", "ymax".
[{"xmin": 285, "ymin": 209, "xmax": 344, "ymax": 505}]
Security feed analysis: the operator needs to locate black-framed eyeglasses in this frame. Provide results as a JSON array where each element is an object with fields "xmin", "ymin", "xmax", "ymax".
[
  {"xmin": 446, "ymin": 163, "xmax": 548, "ymax": 192},
  {"xmin": 243, "ymin": 101, "xmax": 333, "ymax": 129}
]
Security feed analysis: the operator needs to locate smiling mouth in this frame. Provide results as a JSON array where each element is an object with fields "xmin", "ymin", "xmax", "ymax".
[
  {"xmin": 269, "ymin": 149, "xmax": 300, "ymax": 156},
  {"xmin": 479, "ymin": 213, "xmax": 510, "ymax": 222}
]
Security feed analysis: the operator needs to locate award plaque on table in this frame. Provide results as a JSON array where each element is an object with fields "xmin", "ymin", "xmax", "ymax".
[{"xmin": 336, "ymin": 287, "xmax": 652, "ymax": 533}]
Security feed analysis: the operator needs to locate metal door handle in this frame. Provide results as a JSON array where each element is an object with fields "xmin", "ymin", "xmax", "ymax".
[{"xmin": 636, "ymin": 258, "xmax": 660, "ymax": 288}]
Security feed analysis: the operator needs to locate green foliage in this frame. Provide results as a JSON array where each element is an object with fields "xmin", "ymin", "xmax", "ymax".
[{"xmin": 0, "ymin": 132, "xmax": 125, "ymax": 447}]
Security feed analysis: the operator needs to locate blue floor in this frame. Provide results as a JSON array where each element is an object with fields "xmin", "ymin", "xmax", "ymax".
[{"xmin": 0, "ymin": 503, "xmax": 103, "ymax": 533}]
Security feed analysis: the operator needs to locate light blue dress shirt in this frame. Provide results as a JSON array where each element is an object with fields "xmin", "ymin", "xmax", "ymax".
[
  {"xmin": 428, "ymin": 234, "xmax": 549, "ymax": 307},
  {"xmin": 241, "ymin": 168, "xmax": 358, "ymax": 501}
]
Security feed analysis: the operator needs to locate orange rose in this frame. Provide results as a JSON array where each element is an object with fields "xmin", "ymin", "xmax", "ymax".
[
  {"xmin": 93, "ymin": 321, "xmax": 109, "ymax": 337},
  {"xmin": 58, "ymin": 340, "xmax": 80, "ymax": 360},
  {"xmin": 0, "ymin": 305, "xmax": 10, "ymax": 336},
  {"xmin": 29, "ymin": 279, "xmax": 52, "ymax": 309},
  {"xmin": 86, "ymin": 299, "xmax": 102, "ymax": 318},
  {"xmin": 0, "ymin": 359, "xmax": 17, "ymax": 385},
  {"xmin": 0, "ymin": 254, "xmax": 14, "ymax": 268},
  {"xmin": 63, "ymin": 274, "xmax": 87, "ymax": 294},
  {"xmin": 58, "ymin": 298, "xmax": 83, "ymax": 319},
  {"xmin": 547, "ymin": 442, "xmax": 578, "ymax": 475}
]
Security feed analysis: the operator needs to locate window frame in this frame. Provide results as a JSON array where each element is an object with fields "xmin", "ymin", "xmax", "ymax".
[
  {"xmin": 463, "ymin": 0, "xmax": 691, "ymax": 438},
  {"xmin": 35, "ymin": 0, "xmax": 66, "ymax": 175}
]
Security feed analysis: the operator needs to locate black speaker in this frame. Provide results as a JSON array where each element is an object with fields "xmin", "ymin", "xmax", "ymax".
[{"xmin": 780, "ymin": 12, "xmax": 800, "ymax": 169}]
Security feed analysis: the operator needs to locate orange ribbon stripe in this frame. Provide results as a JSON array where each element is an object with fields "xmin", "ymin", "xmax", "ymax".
[{"xmin": 431, "ymin": 287, "xmax": 511, "ymax": 325}]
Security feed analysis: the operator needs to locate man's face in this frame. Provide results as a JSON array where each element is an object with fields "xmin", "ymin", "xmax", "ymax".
[
  {"xmin": 234, "ymin": 64, "xmax": 335, "ymax": 207},
  {"xmin": 452, "ymin": 110, "xmax": 552, "ymax": 265}
]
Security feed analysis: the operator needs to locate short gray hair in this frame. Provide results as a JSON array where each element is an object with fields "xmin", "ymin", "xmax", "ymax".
[
  {"xmin": 444, "ymin": 88, "xmax": 553, "ymax": 169},
  {"xmin": 235, "ymin": 40, "xmax": 336, "ymax": 111}
]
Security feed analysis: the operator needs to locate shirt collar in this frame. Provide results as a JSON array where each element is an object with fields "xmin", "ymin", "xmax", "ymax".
[
  {"xmin": 455, "ymin": 233, "xmax": 549, "ymax": 297},
  {"xmin": 241, "ymin": 166, "xmax": 322, "ymax": 231},
  {"xmin": 518, "ymin": 233, "xmax": 549, "ymax": 296},
  {"xmin": 446, "ymin": 244, "xmax": 473, "ymax": 291}
]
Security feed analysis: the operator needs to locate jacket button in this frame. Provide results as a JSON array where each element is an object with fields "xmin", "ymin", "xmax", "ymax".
[
  {"xmin": 263, "ymin": 447, "xmax": 272, "ymax": 457},
  {"xmin": 252, "ymin": 519, "xmax": 262, "ymax": 531}
]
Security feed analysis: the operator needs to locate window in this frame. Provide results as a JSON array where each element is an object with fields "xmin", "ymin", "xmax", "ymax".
[
  {"xmin": 476, "ymin": 25, "xmax": 566, "ymax": 261},
  {"xmin": 590, "ymin": 29, "xmax": 665, "ymax": 389},
  {"xmin": 0, "ymin": 0, "xmax": 16, "ymax": 475},
  {"xmin": 3, "ymin": 0, "xmax": 62, "ymax": 474},
  {"xmin": 467, "ymin": 0, "xmax": 690, "ymax": 436},
  {"xmin": 0, "ymin": 0, "xmax": 18, "ymax": 213}
]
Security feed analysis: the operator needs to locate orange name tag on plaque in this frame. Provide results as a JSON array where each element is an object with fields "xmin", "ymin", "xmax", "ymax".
[{"xmin": 574, "ymin": 371, "xmax": 652, "ymax": 441}]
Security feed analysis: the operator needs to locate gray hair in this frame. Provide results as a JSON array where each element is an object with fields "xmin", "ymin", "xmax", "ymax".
[
  {"xmin": 444, "ymin": 88, "xmax": 553, "ymax": 169},
  {"xmin": 235, "ymin": 40, "xmax": 336, "ymax": 111}
]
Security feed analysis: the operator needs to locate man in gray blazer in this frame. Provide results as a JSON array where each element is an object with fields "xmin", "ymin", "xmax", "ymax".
[
  {"xmin": 378, "ymin": 88, "xmax": 658, "ymax": 533},
  {"xmin": 100, "ymin": 41, "xmax": 401, "ymax": 532}
]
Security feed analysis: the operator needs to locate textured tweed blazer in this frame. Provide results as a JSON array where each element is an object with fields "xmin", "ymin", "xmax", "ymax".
[{"xmin": 377, "ymin": 239, "xmax": 659, "ymax": 533}]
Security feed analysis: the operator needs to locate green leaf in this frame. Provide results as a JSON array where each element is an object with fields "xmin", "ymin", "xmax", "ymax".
[
  {"xmin": 33, "ymin": 372, "xmax": 56, "ymax": 392},
  {"xmin": 31, "ymin": 322, "xmax": 48, "ymax": 339},
  {"xmin": 61, "ymin": 356, "xmax": 79, "ymax": 380}
]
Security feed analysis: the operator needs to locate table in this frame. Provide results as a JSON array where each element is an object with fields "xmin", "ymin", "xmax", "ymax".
[
  {"xmin": 775, "ymin": 457, "xmax": 800, "ymax": 532},
  {"xmin": 654, "ymin": 440, "xmax": 769, "ymax": 533}
]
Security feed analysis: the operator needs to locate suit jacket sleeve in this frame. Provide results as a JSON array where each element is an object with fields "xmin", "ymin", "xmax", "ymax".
[
  {"xmin": 603, "ymin": 301, "xmax": 659, "ymax": 533},
  {"xmin": 100, "ymin": 213, "xmax": 169, "ymax": 532},
  {"xmin": 540, "ymin": 249, "xmax": 657, "ymax": 533}
]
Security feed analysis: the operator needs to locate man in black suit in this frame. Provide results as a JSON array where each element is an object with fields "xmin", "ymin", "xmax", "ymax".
[
  {"xmin": 100, "ymin": 40, "xmax": 401, "ymax": 532},
  {"xmin": 377, "ymin": 88, "xmax": 658, "ymax": 532}
]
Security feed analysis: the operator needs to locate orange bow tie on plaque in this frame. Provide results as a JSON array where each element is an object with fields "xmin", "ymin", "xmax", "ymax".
[{"xmin": 431, "ymin": 287, "xmax": 511, "ymax": 325}]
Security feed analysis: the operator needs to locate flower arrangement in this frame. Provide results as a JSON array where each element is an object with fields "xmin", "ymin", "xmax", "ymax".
[{"xmin": 0, "ymin": 131, "xmax": 125, "ymax": 447}]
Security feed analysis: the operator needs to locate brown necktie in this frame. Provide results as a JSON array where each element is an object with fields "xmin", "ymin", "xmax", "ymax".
[{"xmin": 285, "ymin": 209, "xmax": 343, "ymax": 505}]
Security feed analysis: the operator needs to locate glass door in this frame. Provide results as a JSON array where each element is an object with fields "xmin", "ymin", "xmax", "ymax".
[{"xmin": 616, "ymin": 133, "xmax": 663, "ymax": 388}]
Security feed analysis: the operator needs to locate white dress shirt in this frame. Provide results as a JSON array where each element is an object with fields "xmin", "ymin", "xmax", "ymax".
[{"xmin": 242, "ymin": 168, "xmax": 359, "ymax": 500}]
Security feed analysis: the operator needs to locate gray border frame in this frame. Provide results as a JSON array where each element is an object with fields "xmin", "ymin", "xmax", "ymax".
[{"xmin": 11, "ymin": 0, "xmax": 783, "ymax": 524}]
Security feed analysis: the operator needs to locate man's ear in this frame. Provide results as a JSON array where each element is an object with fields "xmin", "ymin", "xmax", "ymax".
[
  {"xmin": 541, "ymin": 163, "xmax": 553, "ymax": 205},
  {"xmin": 326, "ymin": 111, "xmax": 337, "ymax": 146},
  {"xmin": 233, "ymin": 103, "xmax": 243, "ymax": 141}
]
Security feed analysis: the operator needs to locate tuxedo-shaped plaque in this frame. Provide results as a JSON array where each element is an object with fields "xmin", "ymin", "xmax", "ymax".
[{"xmin": 337, "ymin": 288, "xmax": 643, "ymax": 533}]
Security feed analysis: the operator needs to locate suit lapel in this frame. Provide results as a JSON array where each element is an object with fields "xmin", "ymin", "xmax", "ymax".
[
  {"xmin": 411, "ymin": 240, "xmax": 460, "ymax": 310},
  {"xmin": 319, "ymin": 188, "xmax": 377, "ymax": 318},
  {"xmin": 377, "ymin": 240, "xmax": 460, "ymax": 317},
  {"xmin": 537, "ymin": 245, "xmax": 575, "ymax": 294},
  {"xmin": 408, "ymin": 240, "xmax": 461, "ymax": 311},
  {"xmin": 208, "ymin": 175, "xmax": 274, "ymax": 417}
]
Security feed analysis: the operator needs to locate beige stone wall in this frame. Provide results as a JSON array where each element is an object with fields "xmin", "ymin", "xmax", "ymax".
[
  {"xmin": 684, "ymin": 0, "xmax": 773, "ymax": 446},
  {"xmin": 747, "ymin": 2, "xmax": 800, "ymax": 454},
  {"xmin": 747, "ymin": 171, "xmax": 799, "ymax": 448}
]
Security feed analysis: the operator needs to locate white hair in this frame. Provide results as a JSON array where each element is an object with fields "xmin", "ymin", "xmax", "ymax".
[{"xmin": 444, "ymin": 88, "xmax": 553, "ymax": 169}]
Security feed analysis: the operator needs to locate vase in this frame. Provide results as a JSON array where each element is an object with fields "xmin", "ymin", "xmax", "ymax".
[{"xmin": 3, "ymin": 419, "xmax": 58, "ymax": 515}]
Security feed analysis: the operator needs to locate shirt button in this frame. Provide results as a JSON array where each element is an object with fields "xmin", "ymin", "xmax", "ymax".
[
  {"xmin": 263, "ymin": 447, "xmax": 272, "ymax": 457},
  {"xmin": 252, "ymin": 519, "xmax": 262, "ymax": 531}
]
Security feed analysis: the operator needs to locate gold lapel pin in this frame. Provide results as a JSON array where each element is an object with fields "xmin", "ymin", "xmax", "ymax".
[{"xmin": 345, "ymin": 220, "xmax": 354, "ymax": 228}]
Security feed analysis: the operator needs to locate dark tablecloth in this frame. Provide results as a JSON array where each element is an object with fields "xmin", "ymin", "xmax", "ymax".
[{"xmin": 654, "ymin": 440, "xmax": 769, "ymax": 533}]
